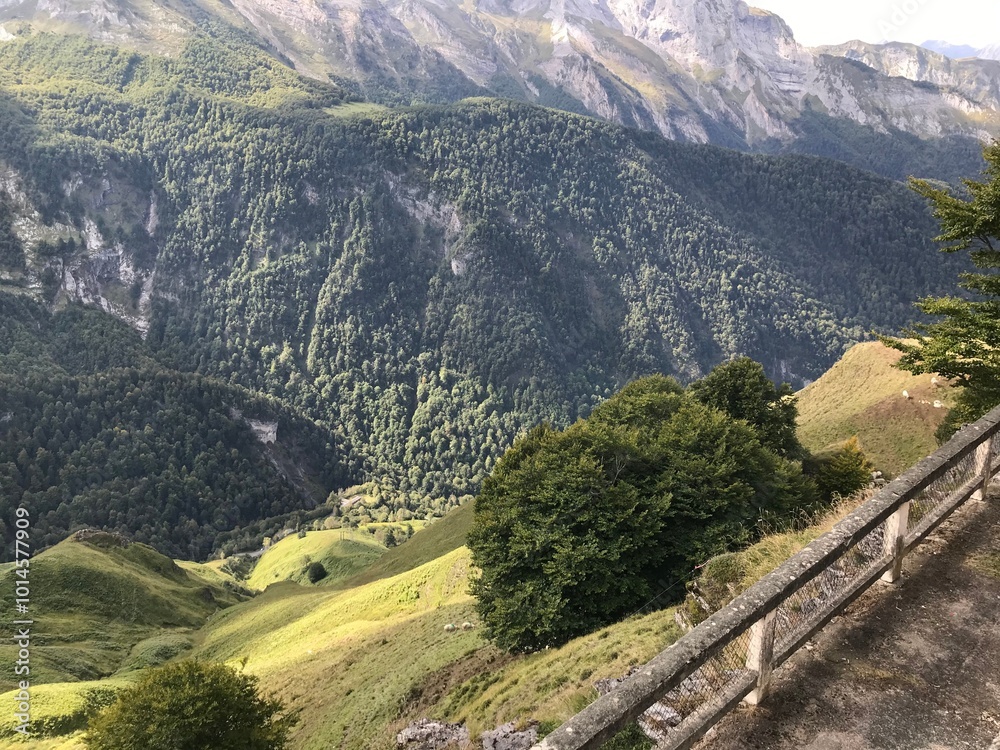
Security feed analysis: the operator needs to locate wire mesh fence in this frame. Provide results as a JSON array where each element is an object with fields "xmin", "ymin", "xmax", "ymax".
[
  {"xmin": 769, "ymin": 518, "xmax": 887, "ymax": 654},
  {"xmin": 596, "ymin": 625, "xmax": 757, "ymax": 748},
  {"xmin": 907, "ymin": 445, "xmax": 982, "ymax": 532}
]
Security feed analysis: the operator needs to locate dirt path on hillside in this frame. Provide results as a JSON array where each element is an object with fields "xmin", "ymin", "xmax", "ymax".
[{"xmin": 696, "ymin": 493, "xmax": 1000, "ymax": 750}]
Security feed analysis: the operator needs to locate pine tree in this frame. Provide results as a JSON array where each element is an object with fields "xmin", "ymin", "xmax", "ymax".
[{"xmin": 885, "ymin": 143, "xmax": 1000, "ymax": 434}]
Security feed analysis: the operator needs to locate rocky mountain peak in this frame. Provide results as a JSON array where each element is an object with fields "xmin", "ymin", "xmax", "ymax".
[{"xmin": 4, "ymin": 0, "xmax": 1000, "ymax": 152}]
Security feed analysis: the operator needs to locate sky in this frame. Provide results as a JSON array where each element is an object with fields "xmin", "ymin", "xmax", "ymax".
[{"xmin": 749, "ymin": 0, "xmax": 1000, "ymax": 49}]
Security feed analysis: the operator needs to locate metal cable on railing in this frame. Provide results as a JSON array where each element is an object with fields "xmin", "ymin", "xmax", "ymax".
[{"xmin": 533, "ymin": 405, "xmax": 1000, "ymax": 750}]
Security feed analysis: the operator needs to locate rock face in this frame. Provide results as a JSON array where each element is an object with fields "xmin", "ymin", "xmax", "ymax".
[
  {"xmin": 248, "ymin": 419, "xmax": 278, "ymax": 445},
  {"xmin": 218, "ymin": 0, "xmax": 999, "ymax": 143},
  {"xmin": 396, "ymin": 719, "xmax": 470, "ymax": 749},
  {"xmin": 0, "ymin": 161, "xmax": 159, "ymax": 335},
  {"xmin": 479, "ymin": 721, "xmax": 538, "ymax": 750},
  {"xmin": 3, "ymin": 0, "xmax": 1000, "ymax": 149}
]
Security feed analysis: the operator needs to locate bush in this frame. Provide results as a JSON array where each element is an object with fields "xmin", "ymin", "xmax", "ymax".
[
  {"xmin": 306, "ymin": 561, "xmax": 327, "ymax": 583},
  {"xmin": 83, "ymin": 661, "xmax": 297, "ymax": 749},
  {"xmin": 810, "ymin": 437, "xmax": 874, "ymax": 500}
]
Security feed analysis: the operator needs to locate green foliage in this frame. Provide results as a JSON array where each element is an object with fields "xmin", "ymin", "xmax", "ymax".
[
  {"xmin": 306, "ymin": 561, "xmax": 328, "ymax": 583},
  {"xmin": 0, "ymin": 364, "xmax": 351, "ymax": 560},
  {"xmin": 221, "ymin": 556, "xmax": 257, "ymax": 582},
  {"xmin": 468, "ymin": 375, "xmax": 818, "ymax": 652},
  {"xmin": 689, "ymin": 356, "xmax": 803, "ymax": 458},
  {"xmin": 0, "ymin": 293, "xmax": 149, "ymax": 378},
  {"xmin": 84, "ymin": 660, "xmax": 297, "ymax": 750},
  {"xmin": 885, "ymin": 142, "xmax": 1000, "ymax": 434},
  {"xmin": 0, "ymin": 32, "xmax": 968, "ymax": 531},
  {"xmin": 808, "ymin": 437, "xmax": 874, "ymax": 500}
]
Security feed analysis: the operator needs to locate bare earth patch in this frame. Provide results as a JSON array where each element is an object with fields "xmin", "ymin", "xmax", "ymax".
[{"xmin": 697, "ymin": 492, "xmax": 1000, "ymax": 750}]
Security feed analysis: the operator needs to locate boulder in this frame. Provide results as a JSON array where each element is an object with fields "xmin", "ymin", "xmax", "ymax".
[
  {"xmin": 396, "ymin": 719, "xmax": 469, "ymax": 749},
  {"xmin": 479, "ymin": 721, "xmax": 538, "ymax": 750}
]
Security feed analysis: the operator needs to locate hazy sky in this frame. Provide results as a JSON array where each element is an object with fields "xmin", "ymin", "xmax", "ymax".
[{"xmin": 750, "ymin": 0, "xmax": 1000, "ymax": 48}]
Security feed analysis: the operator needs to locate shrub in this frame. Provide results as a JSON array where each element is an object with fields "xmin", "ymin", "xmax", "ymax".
[
  {"xmin": 306, "ymin": 561, "xmax": 327, "ymax": 583},
  {"xmin": 468, "ymin": 375, "xmax": 818, "ymax": 652},
  {"xmin": 83, "ymin": 661, "xmax": 297, "ymax": 749}
]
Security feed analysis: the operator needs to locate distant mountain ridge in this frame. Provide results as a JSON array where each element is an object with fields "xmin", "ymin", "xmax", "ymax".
[
  {"xmin": 1, "ymin": 0, "xmax": 999, "ymax": 168},
  {"xmin": 922, "ymin": 39, "xmax": 1000, "ymax": 60}
]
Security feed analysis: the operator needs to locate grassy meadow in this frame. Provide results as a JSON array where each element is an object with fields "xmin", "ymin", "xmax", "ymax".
[
  {"xmin": 245, "ymin": 530, "xmax": 386, "ymax": 590},
  {"xmin": 796, "ymin": 341, "xmax": 953, "ymax": 475}
]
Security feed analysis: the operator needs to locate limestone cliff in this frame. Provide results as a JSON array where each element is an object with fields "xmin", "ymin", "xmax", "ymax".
[{"xmin": 3, "ymin": 0, "xmax": 1000, "ymax": 148}]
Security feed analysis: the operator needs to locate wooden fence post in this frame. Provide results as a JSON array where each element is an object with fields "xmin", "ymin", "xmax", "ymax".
[
  {"xmin": 972, "ymin": 435, "xmax": 996, "ymax": 502},
  {"xmin": 881, "ymin": 500, "xmax": 910, "ymax": 583},
  {"xmin": 744, "ymin": 610, "xmax": 777, "ymax": 705}
]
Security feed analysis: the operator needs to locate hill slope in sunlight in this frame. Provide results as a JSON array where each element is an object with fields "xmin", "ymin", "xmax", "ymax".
[{"xmin": 796, "ymin": 341, "xmax": 954, "ymax": 475}]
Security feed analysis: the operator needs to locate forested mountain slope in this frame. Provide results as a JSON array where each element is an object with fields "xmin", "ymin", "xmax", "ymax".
[
  {"xmin": 0, "ymin": 293, "xmax": 352, "ymax": 560},
  {"xmin": 0, "ymin": 30, "xmax": 970, "ymax": 528}
]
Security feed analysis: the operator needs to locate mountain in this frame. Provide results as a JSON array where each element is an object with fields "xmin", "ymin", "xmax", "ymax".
[
  {"xmin": 921, "ymin": 40, "xmax": 1000, "ymax": 61},
  {"xmin": 0, "ymin": 29, "xmax": 975, "ymax": 525},
  {"xmin": 979, "ymin": 43, "xmax": 1000, "ymax": 61},
  {"xmin": 920, "ymin": 40, "xmax": 980, "ymax": 59},
  {"xmin": 0, "ymin": 0, "xmax": 998, "ymax": 179}
]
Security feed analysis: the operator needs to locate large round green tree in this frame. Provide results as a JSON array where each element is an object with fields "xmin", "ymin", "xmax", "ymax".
[
  {"xmin": 886, "ymin": 142, "xmax": 1000, "ymax": 434},
  {"xmin": 468, "ymin": 375, "xmax": 817, "ymax": 652},
  {"xmin": 84, "ymin": 661, "xmax": 297, "ymax": 750},
  {"xmin": 688, "ymin": 356, "xmax": 804, "ymax": 459}
]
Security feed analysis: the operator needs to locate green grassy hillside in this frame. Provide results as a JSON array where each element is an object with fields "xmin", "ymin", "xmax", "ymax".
[
  {"xmin": 193, "ymin": 548, "xmax": 481, "ymax": 750},
  {"xmin": 796, "ymin": 341, "xmax": 954, "ymax": 475},
  {"xmin": 0, "ymin": 341, "xmax": 965, "ymax": 750},
  {"xmin": 246, "ymin": 530, "xmax": 386, "ymax": 590},
  {"xmin": 0, "ymin": 499, "xmax": 676, "ymax": 750},
  {"xmin": 0, "ymin": 533, "xmax": 244, "ymax": 743},
  {"xmin": 337, "ymin": 502, "xmax": 475, "ymax": 588}
]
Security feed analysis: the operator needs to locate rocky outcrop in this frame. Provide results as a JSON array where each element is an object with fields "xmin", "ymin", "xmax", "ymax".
[
  {"xmin": 395, "ymin": 718, "xmax": 538, "ymax": 750},
  {"xmin": 0, "ymin": 161, "xmax": 160, "ymax": 335},
  {"xmin": 248, "ymin": 419, "xmax": 278, "ymax": 445},
  {"xmin": 6, "ymin": 0, "xmax": 1000, "ymax": 148},
  {"xmin": 396, "ymin": 719, "xmax": 469, "ymax": 749},
  {"xmin": 479, "ymin": 721, "xmax": 538, "ymax": 750}
]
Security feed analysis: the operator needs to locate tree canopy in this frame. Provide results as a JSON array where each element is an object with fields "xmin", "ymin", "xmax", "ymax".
[
  {"xmin": 688, "ymin": 356, "xmax": 804, "ymax": 458},
  {"xmin": 84, "ymin": 661, "xmax": 297, "ymax": 750},
  {"xmin": 467, "ymin": 373, "xmax": 818, "ymax": 652},
  {"xmin": 885, "ymin": 142, "xmax": 1000, "ymax": 434}
]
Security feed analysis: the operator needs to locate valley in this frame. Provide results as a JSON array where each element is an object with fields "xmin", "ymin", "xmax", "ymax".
[
  {"xmin": 0, "ymin": 0, "xmax": 997, "ymax": 748},
  {"xmin": 0, "ymin": 28, "xmax": 976, "ymax": 545}
]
